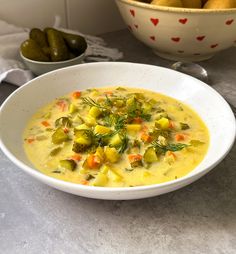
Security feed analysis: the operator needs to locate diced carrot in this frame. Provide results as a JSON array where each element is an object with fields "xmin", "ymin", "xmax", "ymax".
[
  {"xmin": 141, "ymin": 124, "xmax": 148, "ymax": 133},
  {"xmin": 72, "ymin": 91, "xmax": 81, "ymax": 99},
  {"xmin": 169, "ymin": 121, "xmax": 175, "ymax": 129},
  {"xmin": 104, "ymin": 91, "xmax": 113, "ymax": 95},
  {"xmin": 80, "ymin": 179, "xmax": 89, "ymax": 185},
  {"xmin": 128, "ymin": 154, "xmax": 143, "ymax": 163},
  {"xmin": 132, "ymin": 117, "xmax": 143, "ymax": 124},
  {"xmin": 27, "ymin": 138, "xmax": 35, "ymax": 144},
  {"xmin": 175, "ymin": 134, "xmax": 185, "ymax": 141},
  {"xmin": 87, "ymin": 155, "xmax": 101, "ymax": 169},
  {"xmin": 41, "ymin": 120, "xmax": 50, "ymax": 127},
  {"xmin": 140, "ymin": 133, "xmax": 153, "ymax": 143},
  {"xmin": 56, "ymin": 100, "xmax": 67, "ymax": 112},
  {"xmin": 166, "ymin": 151, "xmax": 177, "ymax": 159},
  {"xmin": 71, "ymin": 154, "xmax": 82, "ymax": 161},
  {"xmin": 63, "ymin": 127, "xmax": 69, "ymax": 133}
]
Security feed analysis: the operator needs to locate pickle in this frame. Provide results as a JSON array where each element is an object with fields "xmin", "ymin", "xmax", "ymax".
[
  {"xmin": 144, "ymin": 147, "xmax": 158, "ymax": 163},
  {"xmin": 61, "ymin": 31, "xmax": 87, "ymax": 55},
  {"xmin": 59, "ymin": 159, "xmax": 77, "ymax": 171},
  {"xmin": 46, "ymin": 28, "xmax": 70, "ymax": 61},
  {"xmin": 20, "ymin": 39, "xmax": 50, "ymax": 61},
  {"xmin": 29, "ymin": 28, "xmax": 48, "ymax": 48},
  {"xmin": 52, "ymin": 127, "xmax": 69, "ymax": 144}
]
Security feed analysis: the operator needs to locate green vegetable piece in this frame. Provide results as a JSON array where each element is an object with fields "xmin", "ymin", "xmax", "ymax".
[
  {"xmin": 144, "ymin": 147, "xmax": 158, "ymax": 163},
  {"xmin": 72, "ymin": 129, "xmax": 94, "ymax": 153},
  {"xmin": 29, "ymin": 28, "xmax": 48, "ymax": 48},
  {"xmin": 59, "ymin": 159, "xmax": 76, "ymax": 171},
  {"xmin": 72, "ymin": 142, "xmax": 90, "ymax": 153},
  {"xmin": 150, "ymin": 129, "xmax": 170, "ymax": 139},
  {"xmin": 130, "ymin": 160, "xmax": 143, "ymax": 168},
  {"xmin": 116, "ymin": 87, "xmax": 127, "ymax": 91},
  {"xmin": 46, "ymin": 28, "xmax": 70, "ymax": 61},
  {"xmin": 142, "ymin": 103, "xmax": 152, "ymax": 114},
  {"xmin": 52, "ymin": 127, "xmax": 69, "ymax": 144},
  {"xmin": 51, "ymin": 170, "xmax": 61, "ymax": 174},
  {"xmin": 60, "ymin": 31, "xmax": 87, "ymax": 55},
  {"xmin": 49, "ymin": 147, "xmax": 62, "ymax": 156},
  {"xmin": 74, "ymin": 129, "xmax": 93, "ymax": 145},
  {"xmin": 20, "ymin": 39, "xmax": 50, "ymax": 61},
  {"xmin": 42, "ymin": 47, "xmax": 51, "ymax": 58},
  {"xmin": 180, "ymin": 122, "xmax": 190, "ymax": 130},
  {"xmin": 190, "ymin": 140, "xmax": 205, "ymax": 147},
  {"xmin": 55, "ymin": 117, "xmax": 72, "ymax": 128}
]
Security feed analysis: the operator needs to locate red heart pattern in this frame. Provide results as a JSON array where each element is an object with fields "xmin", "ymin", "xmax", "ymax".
[
  {"xmin": 179, "ymin": 18, "xmax": 188, "ymax": 24},
  {"xmin": 128, "ymin": 10, "xmax": 234, "ymax": 52},
  {"xmin": 130, "ymin": 9, "xmax": 135, "ymax": 17},
  {"xmin": 226, "ymin": 19, "xmax": 234, "ymax": 25},
  {"xmin": 171, "ymin": 37, "xmax": 180, "ymax": 42},
  {"xmin": 150, "ymin": 18, "xmax": 159, "ymax": 26},
  {"xmin": 196, "ymin": 36, "xmax": 205, "ymax": 41}
]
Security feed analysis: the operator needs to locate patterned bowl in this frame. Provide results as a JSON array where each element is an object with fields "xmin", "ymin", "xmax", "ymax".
[{"xmin": 115, "ymin": 0, "xmax": 236, "ymax": 62}]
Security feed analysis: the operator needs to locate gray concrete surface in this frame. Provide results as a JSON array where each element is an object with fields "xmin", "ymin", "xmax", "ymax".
[{"xmin": 0, "ymin": 29, "xmax": 236, "ymax": 254}]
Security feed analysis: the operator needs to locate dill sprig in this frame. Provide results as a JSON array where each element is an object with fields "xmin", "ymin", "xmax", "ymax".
[
  {"xmin": 105, "ymin": 95, "xmax": 113, "ymax": 107},
  {"xmin": 151, "ymin": 141, "xmax": 189, "ymax": 154},
  {"xmin": 81, "ymin": 97, "xmax": 108, "ymax": 110}
]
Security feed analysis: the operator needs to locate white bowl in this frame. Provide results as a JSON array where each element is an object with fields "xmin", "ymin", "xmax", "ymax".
[
  {"xmin": 20, "ymin": 51, "xmax": 85, "ymax": 76},
  {"xmin": 115, "ymin": 0, "xmax": 236, "ymax": 62},
  {"xmin": 0, "ymin": 62, "xmax": 235, "ymax": 200}
]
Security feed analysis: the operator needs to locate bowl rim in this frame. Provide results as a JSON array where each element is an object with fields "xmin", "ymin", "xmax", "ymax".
[
  {"xmin": 0, "ymin": 62, "xmax": 235, "ymax": 194},
  {"xmin": 116, "ymin": 0, "xmax": 236, "ymax": 14},
  {"xmin": 20, "ymin": 50, "xmax": 86, "ymax": 65}
]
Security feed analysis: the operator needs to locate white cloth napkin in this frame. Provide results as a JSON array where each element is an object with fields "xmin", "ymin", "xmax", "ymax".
[{"xmin": 0, "ymin": 19, "xmax": 123, "ymax": 86}]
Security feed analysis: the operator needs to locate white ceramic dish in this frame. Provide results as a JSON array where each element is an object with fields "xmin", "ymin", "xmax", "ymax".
[
  {"xmin": 20, "ymin": 51, "xmax": 85, "ymax": 76},
  {"xmin": 0, "ymin": 62, "xmax": 235, "ymax": 200},
  {"xmin": 115, "ymin": 0, "xmax": 236, "ymax": 62}
]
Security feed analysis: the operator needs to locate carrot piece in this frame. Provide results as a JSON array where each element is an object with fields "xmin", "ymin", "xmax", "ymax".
[
  {"xmin": 41, "ymin": 120, "xmax": 50, "ymax": 127},
  {"xmin": 87, "ymin": 155, "xmax": 101, "ymax": 169},
  {"xmin": 141, "ymin": 125, "xmax": 148, "ymax": 132},
  {"xmin": 72, "ymin": 91, "xmax": 81, "ymax": 99},
  {"xmin": 71, "ymin": 154, "xmax": 82, "ymax": 161},
  {"xmin": 27, "ymin": 138, "xmax": 35, "ymax": 144},
  {"xmin": 63, "ymin": 127, "xmax": 69, "ymax": 133},
  {"xmin": 169, "ymin": 121, "xmax": 175, "ymax": 129},
  {"xmin": 175, "ymin": 133, "xmax": 185, "ymax": 141},
  {"xmin": 166, "ymin": 151, "xmax": 177, "ymax": 159},
  {"xmin": 132, "ymin": 117, "xmax": 143, "ymax": 124},
  {"xmin": 104, "ymin": 91, "xmax": 113, "ymax": 95},
  {"xmin": 140, "ymin": 133, "xmax": 153, "ymax": 143},
  {"xmin": 128, "ymin": 154, "xmax": 143, "ymax": 163},
  {"xmin": 56, "ymin": 100, "xmax": 67, "ymax": 112},
  {"xmin": 80, "ymin": 179, "xmax": 89, "ymax": 185}
]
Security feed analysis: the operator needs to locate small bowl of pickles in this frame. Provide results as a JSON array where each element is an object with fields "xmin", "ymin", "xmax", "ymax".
[{"xmin": 20, "ymin": 27, "xmax": 88, "ymax": 75}]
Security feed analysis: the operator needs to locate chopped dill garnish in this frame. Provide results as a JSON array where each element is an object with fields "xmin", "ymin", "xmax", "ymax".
[
  {"xmin": 81, "ymin": 97, "xmax": 108, "ymax": 110},
  {"xmin": 151, "ymin": 141, "xmax": 189, "ymax": 154}
]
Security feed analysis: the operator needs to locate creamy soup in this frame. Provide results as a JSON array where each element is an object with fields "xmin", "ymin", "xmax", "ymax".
[{"xmin": 23, "ymin": 87, "xmax": 209, "ymax": 187}]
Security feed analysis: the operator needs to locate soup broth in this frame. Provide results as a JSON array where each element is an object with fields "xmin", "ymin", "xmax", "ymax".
[{"xmin": 23, "ymin": 87, "xmax": 209, "ymax": 187}]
